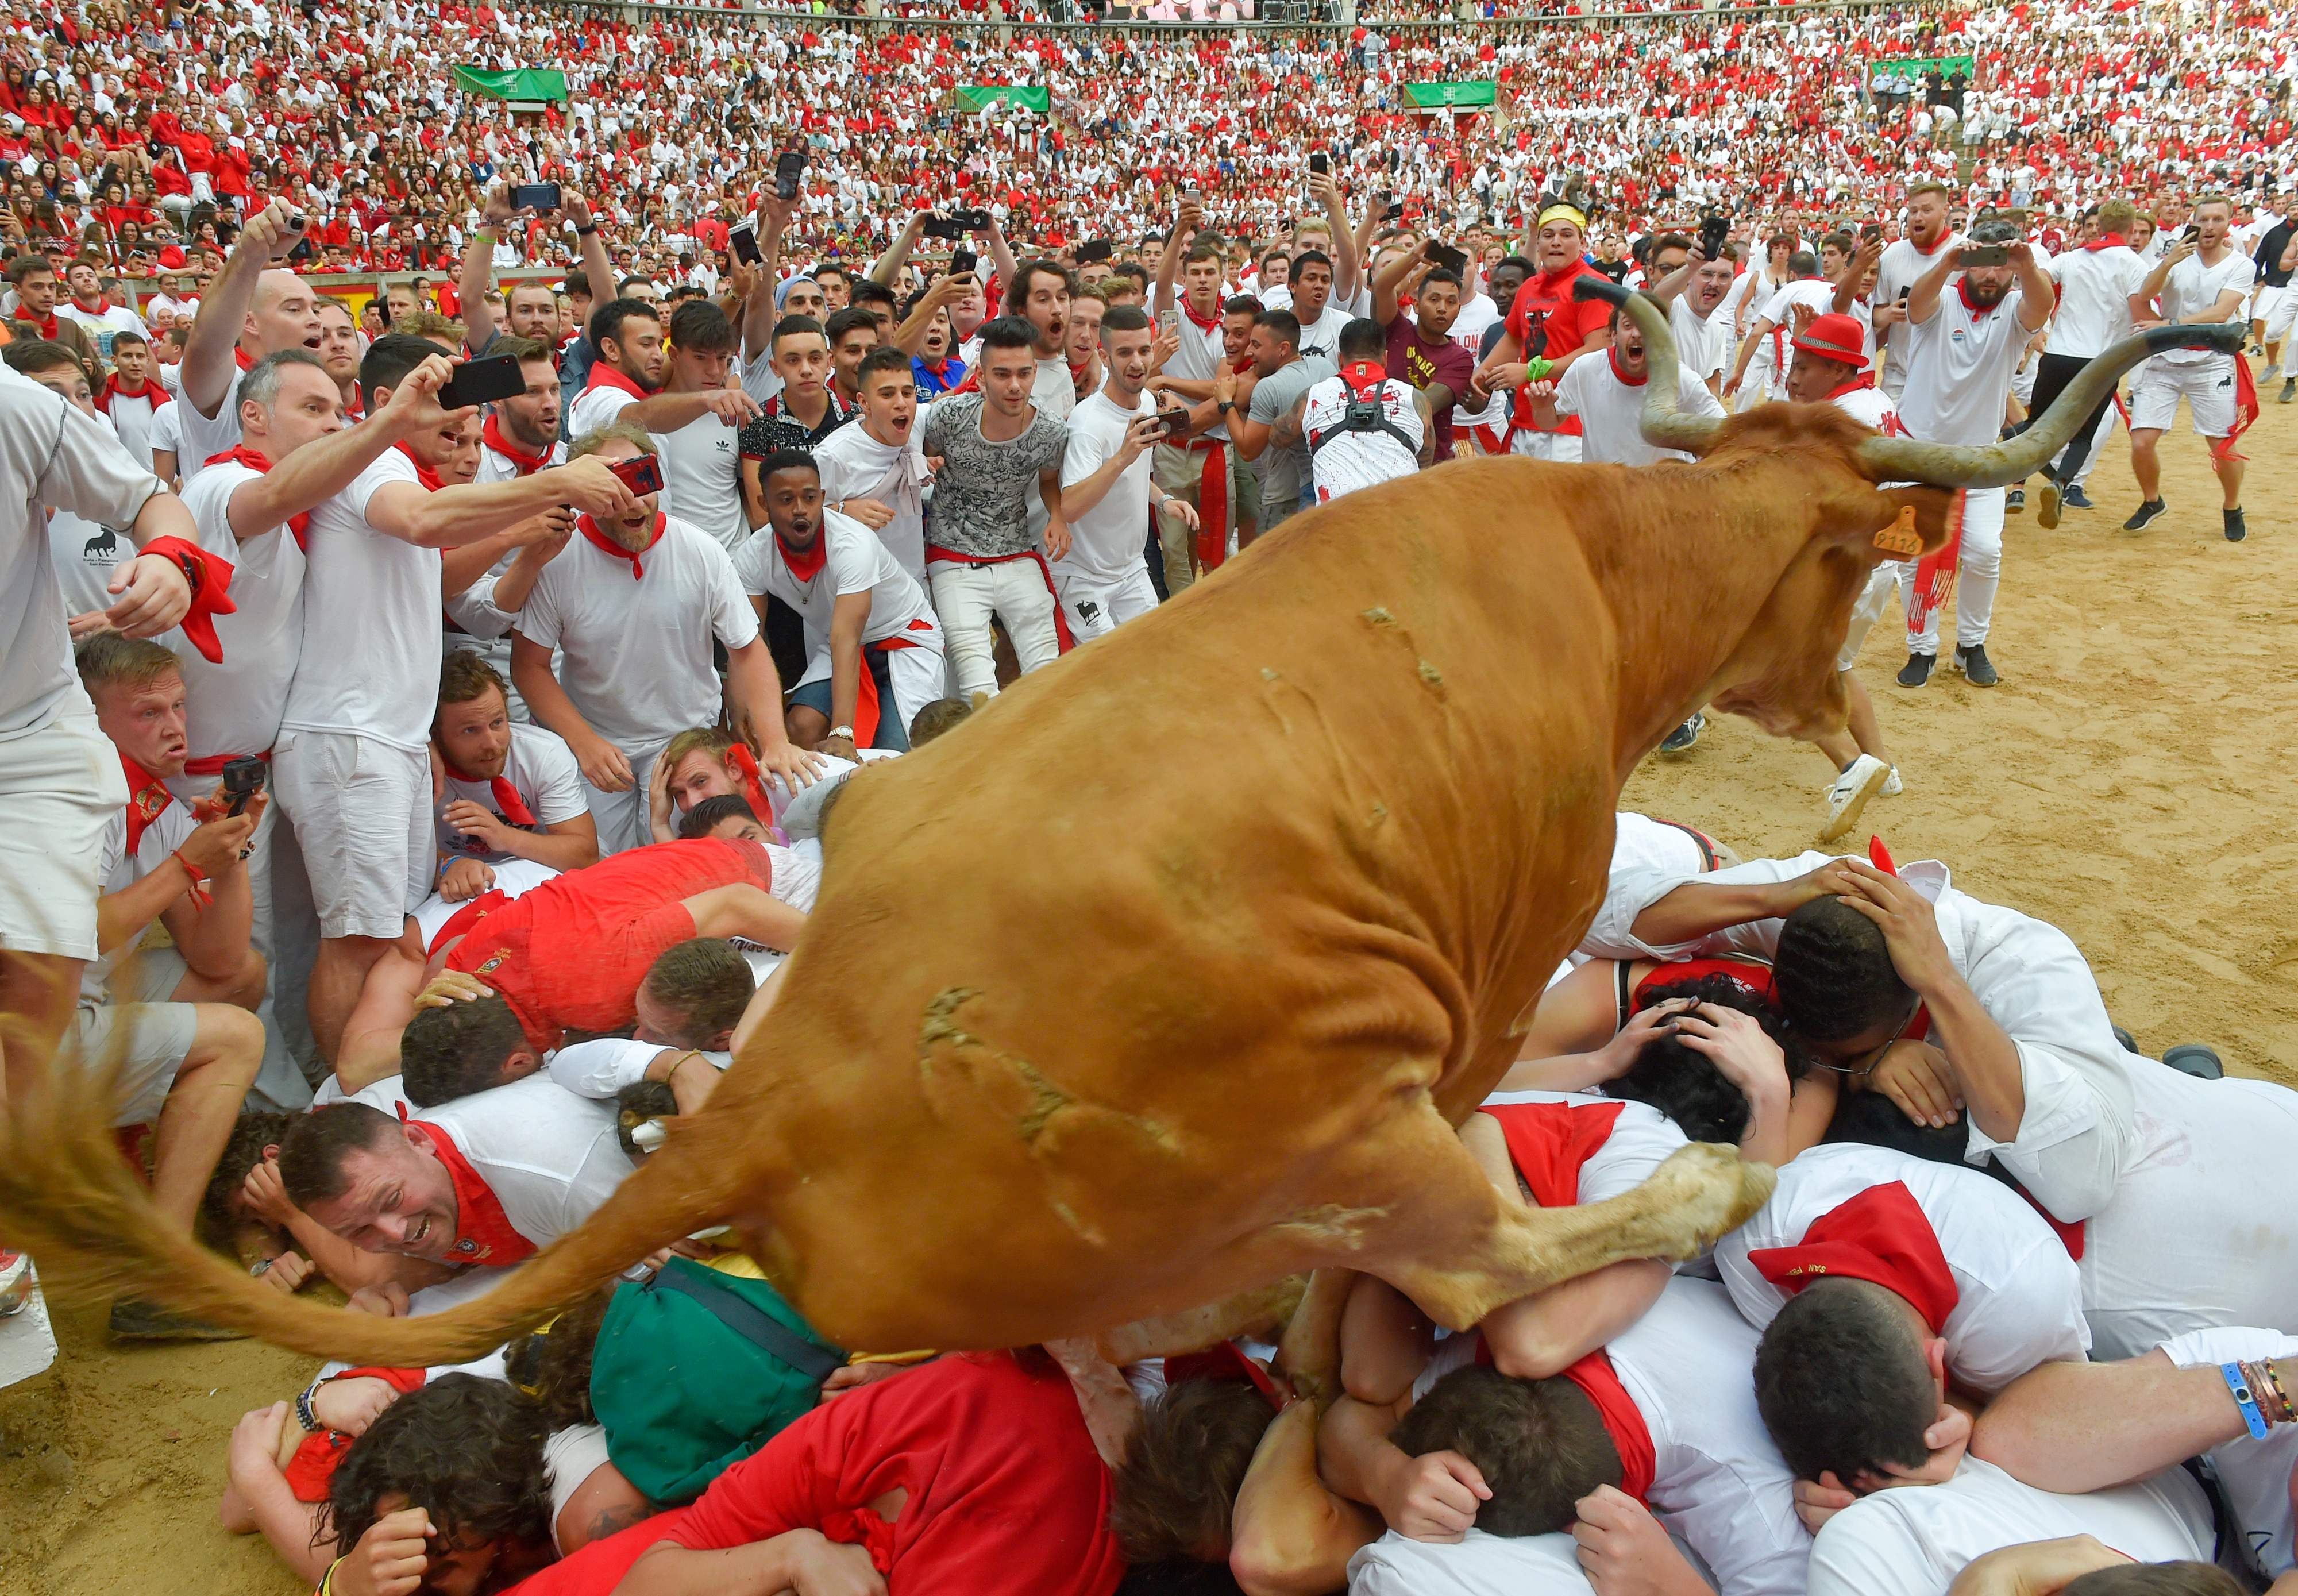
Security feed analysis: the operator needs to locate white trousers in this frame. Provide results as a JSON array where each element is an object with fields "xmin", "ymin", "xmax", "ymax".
[
  {"xmin": 930, "ymin": 558, "xmax": 1063, "ymax": 700},
  {"xmin": 1908, "ymin": 487, "xmax": 2003, "ymax": 654},
  {"xmin": 1509, "ymin": 430, "xmax": 1583, "ymax": 464},
  {"xmin": 0, "ymin": 711, "xmax": 124, "ymax": 960},
  {"xmin": 584, "ymin": 739, "xmax": 669, "ymax": 857},
  {"xmin": 1055, "ymin": 565, "xmax": 1160, "ymax": 642}
]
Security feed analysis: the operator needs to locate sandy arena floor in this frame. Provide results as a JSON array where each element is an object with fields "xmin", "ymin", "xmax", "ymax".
[{"xmin": 3, "ymin": 397, "xmax": 2293, "ymax": 1596}]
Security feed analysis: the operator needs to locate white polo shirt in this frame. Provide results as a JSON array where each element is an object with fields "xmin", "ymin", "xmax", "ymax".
[
  {"xmin": 650, "ymin": 412, "xmax": 749, "ymax": 554},
  {"xmin": 1807, "ymin": 1456, "xmax": 2211, "ymax": 1596},
  {"xmin": 435, "ymin": 722, "xmax": 589, "ymax": 861},
  {"xmin": 515, "ymin": 514, "xmax": 758, "ymax": 751},
  {"xmin": 419, "ymin": 1074, "xmax": 635, "ymax": 1250},
  {"xmin": 2046, "ymin": 245, "xmax": 2145, "ymax": 358},
  {"xmin": 1715, "ymin": 1142, "xmax": 2090, "ymax": 1394},
  {"xmin": 1161, "ymin": 300, "xmax": 1231, "ymax": 441},
  {"xmin": 102, "ymin": 387, "xmax": 166, "ymax": 472},
  {"xmin": 735, "ymin": 506, "xmax": 938, "ymax": 658},
  {"xmin": 176, "ymin": 458, "xmax": 308, "ymax": 761},
  {"xmin": 1899, "ymin": 284, "xmax": 2033, "ymax": 448},
  {"xmin": 476, "ymin": 434, "xmax": 566, "ymax": 485},
  {"xmin": 1555, "ymin": 354, "xmax": 1726, "ymax": 466},
  {"xmin": 279, "ymin": 447, "xmax": 441, "ymax": 753}
]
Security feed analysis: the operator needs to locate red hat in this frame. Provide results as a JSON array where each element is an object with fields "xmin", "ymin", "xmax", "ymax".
[{"xmin": 1791, "ymin": 312, "xmax": 1869, "ymax": 370}]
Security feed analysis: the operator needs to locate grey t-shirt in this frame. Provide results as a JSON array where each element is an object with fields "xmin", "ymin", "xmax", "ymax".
[
  {"xmin": 1247, "ymin": 354, "xmax": 1336, "ymax": 509},
  {"xmin": 920, "ymin": 393, "xmax": 1070, "ymax": 560}
]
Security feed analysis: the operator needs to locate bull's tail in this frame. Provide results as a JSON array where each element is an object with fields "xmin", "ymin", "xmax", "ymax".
[{"xmin": 0, "ymin": 1048, "xmax": 744, "ymax": 1368}]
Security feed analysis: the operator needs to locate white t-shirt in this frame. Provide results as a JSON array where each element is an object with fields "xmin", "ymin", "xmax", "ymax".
[
  {"xmin": 174, "ymin": 361, "xmax": 252, "ymax": 486},
  {"xmin": 1161, "ymin": 303, "xmax": 1230, "ymax": 441},
  {"xmin": 1670, "ymin": 296, "xmax": 1729, "ymax": 385},
  {"xmin": 419, "ymin": 1074, "xmax": 634, "ymax": 1254},
  {"xmin": 1447, "ymin": 293, "xmax": 1509, "ymax": 433},
  {"xmin": 102, "ymin": 387, "xmax": 166, "ymax": 472},
  {"xmin": 176, "ymin": 458, "xmax": 308, "ymax": 761},
  {"xmin": 650, "ymin": 412, "xmax": 749, "ymax": 554},
  {"xmin": 48, "ymin": 507, "xmax": 132, "ymax": 618},
  {"xmin": 1832, "ymin": 386, "xmax": 1902, "ymax": 433},
  {"xmin": 147, "ymin": 393, "xmax": 185, "ymax": 472},
  {"xmin": 1555, "ymin": 356, "xmax": 1726, "ymax": 466},
  {"xmin": 1807, "ymin": 1456, "xmax": 2211, "ymax": 1596},
  {"xmin": 2, "ymin": 365, "xmax": 162, "ymax": 738},
  {"xmin": 1899, "ymin": 287, "xmax": 2034, "ymax": 448},
  {"xmin": 564, "ymin": 374, "xmax": 641, "ymax": 440},
  {"xmin": 515, "ymin": 515, "xmax": 758, "ymax": 751},
  {"xmin": 1058, "ymin": 387, "xmax": 1158, "ymax": 582},
  {"xmin": 279, "ymin": 448, "xmax": 441, "ymax": 752},
  {"xmin": 1348, "ymin": 1529, "xmax": 1593, "ymax": 1595},
  {"xmin": 2160, "ymin": 1326, "xmax": 2298, "ymax": 1576},
  {"xmin": 2150, "ymin": 248, "xmax": 2257, "ymax": 366},
  {"xmin": 1874, "ymin": 234, "xmax": 1963, "ymax": 390},
  {"xmin": 2046, "ymin": 245, "xmax": 2145, "ymax": 357},
  {"xmin": 435, "ymin": 721, "xmax": 588, "ymax": 860},
  {"xmin": 1715, "ymin": 1142, "xmax": 2090, "ymax": 1394},
  {"xmin": 1478, "ymin": 1090, "xmax": 1690, "ymax": 1206},
  {"xmin": 83, "ymin": 797, "xmax": 196, "ymax": 1003},
  {"xmin": 1304, "ymin": 373, "xmax": 1421, "ymax": 503},
  {"xmin": 812, "ymin": 421, "xmax": 930, "ymax": 584},
  {"xmin": 1031, "ymin": 356, "xmax": 1077, "ymax": 427},
  {"xmin": 1293, "ymin": 302, "xmax": 1352, "ymax": 364},
  {"xmin": 411, "ymin": 856, "xmax": 559, "ymax": 953},
  {"xmin": 735, "ymin": 507, "xmax": 937, "ymax": 657}
]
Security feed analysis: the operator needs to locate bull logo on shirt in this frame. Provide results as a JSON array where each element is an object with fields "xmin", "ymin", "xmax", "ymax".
[{"xmin": 84, "ymin": 526, "xmax": 122, "ymax": 560}]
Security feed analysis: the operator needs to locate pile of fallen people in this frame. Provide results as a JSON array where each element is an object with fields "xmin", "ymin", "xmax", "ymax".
[{"xmin": 165, "ymin": 755, "xmax": 2297, "ymax": 1596}]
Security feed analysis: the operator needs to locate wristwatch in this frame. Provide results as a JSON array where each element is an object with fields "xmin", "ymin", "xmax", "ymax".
[
  {"xmin": 1216, "ymin": 397, "xmax": 1234, "ymax": 414},
  {"xmin": 826, "ymin": 724, "xmax": 855, "ymax": 742}
]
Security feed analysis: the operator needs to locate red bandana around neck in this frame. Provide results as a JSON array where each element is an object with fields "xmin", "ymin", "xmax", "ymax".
[
  {"xmin": 1607, "ymin": 346, "xmax": 1649, "ymax": 388},
  {"xmin": 445, "ymin": 762, "xmax": 536, "ymax": 830},
  {"xmin": 233, "ymin": 344, "xmax": 258, "ymax": 372},
  {"xmin": 1164, "ymin": 1339, "xmax": 1288, "ymax": 1412},
  {"xmin": 579, "ymin": 512, "xmax": 665, "ymax": 578},
  {"xmin": 401, "ymin": 1110, "xmax": 537, "ymax": 1266},
  {"xmin": 1746, "ymin": 1181, "xmax": 1961, "ymax": 1332},
  {"xmin": 206, "ymin": 446, "xmax": 310, "ymax": 550},
  {"xmin": 2082, "ymin": 233, "xmax": 2129, "ymax": 252},
  {"xmin": 777, "ymin": 527, "xmax": 828, "ymax": 581},
  {"xmin": 722, "ymin": 744, "xmax": 776, "ymax": 826},
  {"xmin": 394, "ymin": 441, "xmax": 446, "ymax": 492},
  {"xmin": 481, "ymin": 413, "xmax": 554, "ymax": 476},
  {"xmin": 1823, "ymin": 372, "xmax": 1878, "ymax": 399},
  {"xmin": 28, "ymin": 310, "xmax": 59, "ymax": 339},
  {"xmin": 583, "ymin": 361, "xmax": 649, "ymax": 400},
  {"xmin": 119, "ymin": 751, "xmax": 176, "ymax": 856},
  {"xmin": 1180, "ymin": 293, "xmax": 1222, "ymax": 336},
  {"xmin": 1954, "ymin": 276, "xmax": 2003, "ymax": 316},
  {"xmin": 1480, "ymin": 1100, "xmax": 1625, "ymax": 1209},
  {"xmin": 1339, "ymin": 359, "xmax": 1389, "ymax": 402},
  {"xmin": 97, "ymin": 373, "xmax": 169, "ymax": 414},
  {"xmin": 1560, "ymin": 1351, "xmax": 1657, "ymax": 1503}
]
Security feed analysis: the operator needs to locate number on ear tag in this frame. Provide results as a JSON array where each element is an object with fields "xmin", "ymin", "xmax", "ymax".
[{"xmin": 1873, "ymin": 504, "xmax": 1923, "ymax": 557}]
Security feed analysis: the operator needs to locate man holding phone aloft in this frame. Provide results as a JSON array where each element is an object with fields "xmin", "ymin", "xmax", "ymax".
[
  {"xmin": 2123, "ymin": 195, "xmax": 2257, "ymax": 542},
  {"xmin": 1061, "ymin": 304, "xmax": 1197, "ymax": 642},
  {"xmin": 1892, "ymin": 220, "xmax": 2053, "ymax": 691},
  {"xmin": 458, "ymin": 182, "xmax": 618, "ymax": 366},
  {"xmin": 512, "ymin": 423, "xmax": 805, "ymax": 855},
  {"xmin": 175, "ymin": 200, "xmax": 326, "ymax": 485},
  {"xmin": 273, "ymin": 337, "xmax": 639, "ymax": 1067}
]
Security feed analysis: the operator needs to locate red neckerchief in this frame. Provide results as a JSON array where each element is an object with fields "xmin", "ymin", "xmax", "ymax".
[
  {"xmin": 1607, "ymin": 346, "xmax": 1648, "ymax": 388},
  {"xmin": 583, "ymin": 361, "xmax": 649, "ymax": 400},
  {"xmin": 97, "ymin": 373, "xmax": 169, "ymax": 413},
  {"xmin": 394, "ymin": 441, "xmax": 445, "ymax": 492},
  {"xmin": 444, "ymin": 761, "xmax": 537, "ymax": 829},
  {"xmin": 1908, "ymin": 230, "xmax": 1952, "ymax": 257},
  {"xmin": 136, "ymin": 534, "xmax": 237, "ymax": 663},
  {"xmin": 233, "ymin": 344, "xmax": 257, "ymax": 371},
  {"xmin": 1164, "ymin": 1339, "xmax": 1287, "ymax": 1412},
  {"xmin": 1955, "ymin": 276, "xmax": 2002, "ymax": 316},
  {"xmin": 577, "ymin": 511, "xmax": 665, "ymax": 579},
  {"xmin": 119, "ymin": 751, "xmax": 178, "ymax": 857},
  {"xmin": 2082, "ymin": 233, "xmax": 2129, "ymax": 252},
  {"xmin": 917, "ymin": 355, "xmax": 950, "ymax": 380},
  {"xmin": 1480, "ymin": 1100, "xmax": 1625, "ymax": 1208},
  {"xmin": 1229, "ymin": 354, "xmax": 1255, "ymax": 375},
  {"xmin": 399, "ymin": 1109, "xmax": 537, "ymax": 1266},
  {"xmin": 26, "ymin": 310, "xmax": 58, "ymax": 338},
  {"xmin": 776, "ymin": 527, "xmax": 827, "ymax": 581},
  {"xmin": 1339, "ymin": 358, "xmax": 1388, "ymax": 402},
  {"xmin": 1746, "ymin": 1181, "xmax": 1961, "ymax": 1332},
  {"xmin": 1823, "ymin": 372, "xmax": 1877, "ymax": 398},
  {"xmin": 206, "ymin": 446, "xmax": 310, "ymax": 550},
  {"xmin": 481, "ymin": 413, "xmax": 553, "ymax": 476},
  {"xmin": 1560, "ymin": 1351, "xmax": 1657, "ymax": 1504},
  {"xmin": 722, "ymin": 744, "xmax": 774, "ymax": 824},
  {"xmin": 1179, "ymin": 292, "xmax": 1222, "ymax": 336}
]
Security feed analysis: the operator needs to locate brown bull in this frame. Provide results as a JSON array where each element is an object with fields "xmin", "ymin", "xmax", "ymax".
[{"xmin": 0, "ymin": 294, "xmax": 2234, "ymax": 1369}]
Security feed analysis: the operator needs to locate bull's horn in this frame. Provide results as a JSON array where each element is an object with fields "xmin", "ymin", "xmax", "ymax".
[
  {"xmin": 1856, "ymin": 321, "xmax": 2245, "ymax": 488},
  {"xmin": 1571, "ymin": 276, "xmax": 1724, "ymax": 454}
]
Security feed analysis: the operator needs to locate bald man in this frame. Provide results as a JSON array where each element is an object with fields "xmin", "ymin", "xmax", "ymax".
[{"xmin": 177, "ymin": 199, "xmax": 326, "ymax": 485}]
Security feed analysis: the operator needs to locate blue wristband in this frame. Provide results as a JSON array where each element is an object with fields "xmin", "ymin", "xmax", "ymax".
[{"xmin": 2222, "ymin": 1362, "xmax": 2270, "ymax": 1440}]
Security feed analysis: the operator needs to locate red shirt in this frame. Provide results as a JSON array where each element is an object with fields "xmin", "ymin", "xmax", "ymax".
[
  {"xmin": 502, "ymin": 1354, "xmax": 1123, "ymax": 1596},
  {"xmin": 1505, "ymin": 259, "xmax": 1613, "ymax": 434}
]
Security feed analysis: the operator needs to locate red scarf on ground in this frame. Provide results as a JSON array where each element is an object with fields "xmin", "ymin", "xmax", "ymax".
[
  {"xmin": 96, "ymin": 373, "xmax": 169, "ymax": 413},
  {"xmin": 205, "ymin": 446, "xmax": 309, "ymax": 550},
  {"xmin": 481, "ymin": 413, "xmax": 553, "ymax": 476},
  {"xmin": 401, "ymin": 1109, "xmax": 537, "ymax": 1266},
  {"xmin": 394, "ymin": 441, "xmax": 445, "ymax": 492},
  {"xmin": 136, "ymin": 534, "xmax": 237, "ymax": 663},
  {"xmin": 1746, "ymin": 1181, "xmax": 1960, "ymax": 1332},
  {"xmin": 445, "ymin": 763, "xmax": 536, "ymax": 828},
  {"xmin": 579, "ymin": 512, "xmax": 665, "ymax": 578}
]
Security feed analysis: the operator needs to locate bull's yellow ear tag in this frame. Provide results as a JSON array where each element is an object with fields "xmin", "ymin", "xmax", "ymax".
[{"xmin": 1873, "ymin": 505, "xmax": 1923, "ymax": 557}]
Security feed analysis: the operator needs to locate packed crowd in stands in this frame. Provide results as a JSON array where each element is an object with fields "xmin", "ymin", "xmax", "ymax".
[{"xmin": 4, "ymin": 0, "xmax": 2298, "ymax": 1591}]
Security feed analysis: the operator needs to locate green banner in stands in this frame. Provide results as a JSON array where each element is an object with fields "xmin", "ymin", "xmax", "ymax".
[
  {"xmin": 954, "ymin": 84, "xmax": 1051, "ymax": 115},
  {"xmin": 1405, "ymin": 81, "xmax": 1498, "ymax": 110},
  {"xmin": 1871, "ymin": 55, "xmax": 1976, "ymax": 81},
  {"xmin": 453, "ymin": 66, "xmax": 572, "ymax": 103}
]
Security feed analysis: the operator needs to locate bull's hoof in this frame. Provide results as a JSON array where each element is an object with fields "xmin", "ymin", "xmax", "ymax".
[{"xmin": 1642, "ymin": 1142, "xmax": 1775, "ymax": 1259}]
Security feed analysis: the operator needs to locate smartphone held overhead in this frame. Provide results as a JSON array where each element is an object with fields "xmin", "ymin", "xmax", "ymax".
[
  {"xmin": 439, "ymin": 355, "xmax": 526, "ymax": 411},
  {"xmin": 510, "ymin": 183, "xmax": 562, "ymax": 213}
]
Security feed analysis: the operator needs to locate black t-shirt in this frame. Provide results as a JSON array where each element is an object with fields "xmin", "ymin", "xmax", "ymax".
[{"xmin": 2256, "ymin": 220, "xmax": 2295, "ymax": 289}]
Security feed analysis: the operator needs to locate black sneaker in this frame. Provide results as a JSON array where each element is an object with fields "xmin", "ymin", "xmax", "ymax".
[
  {"xmin": 2162, "ymin": 1044, "xmax": 2224, "ymax": 1081},
  {"xmin": 1896, "ymin": 653, "xmax": 1935, "ymax": 688},
  {"xmin": 2122, "ymin": 498, "xmax": 2168, "ymax": 531},
  {"xmin": 2224, "ymin": 507, "xmax": 2247, "ymax": 543},
  {"xmin": 2061, "ymin": 485, "xmax": 2096, "ymax": 510},
  {"xmin": 109, "ymin": 1298, "xmax": 248, "ymax": 1342},
  {"xmin": 2005, "ymin": 487, "xmax": 2026, "ymax": 512},
  {"xmin": 1955, "ymin": 643, "xmax": 1999, "ymax": 687},
  {"xmin": 1659, "ymin": 712, "xmax": 1704, "ymax": 754}
]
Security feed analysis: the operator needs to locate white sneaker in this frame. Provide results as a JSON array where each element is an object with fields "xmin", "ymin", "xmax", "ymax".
[
  {"xmin": 1881, "ymin": 765, "xmax": 1903, "ymax": 797},
  {"xmin": 1821, "ymin": 754, "xmax": 1891, "ymax": 842},
  {"xmin": 0, "ymin": 1250, "xmax": 30, "ymax": 1319}
]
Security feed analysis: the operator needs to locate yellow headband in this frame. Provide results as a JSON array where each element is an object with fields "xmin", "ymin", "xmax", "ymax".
[{"xmin": 1537, "ymin": 203, "xmax": 1589, "ymax": 233}]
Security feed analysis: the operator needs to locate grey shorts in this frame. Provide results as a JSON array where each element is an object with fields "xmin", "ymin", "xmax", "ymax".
[{"xmin": 68, "ymin": 944, "xmax": 195, "ymax": 1127}]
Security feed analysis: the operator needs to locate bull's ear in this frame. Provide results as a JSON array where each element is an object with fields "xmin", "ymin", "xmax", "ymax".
[{"xmin": 1849, "ymin": 485, "xmax": 1956, "ymax": 563}]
